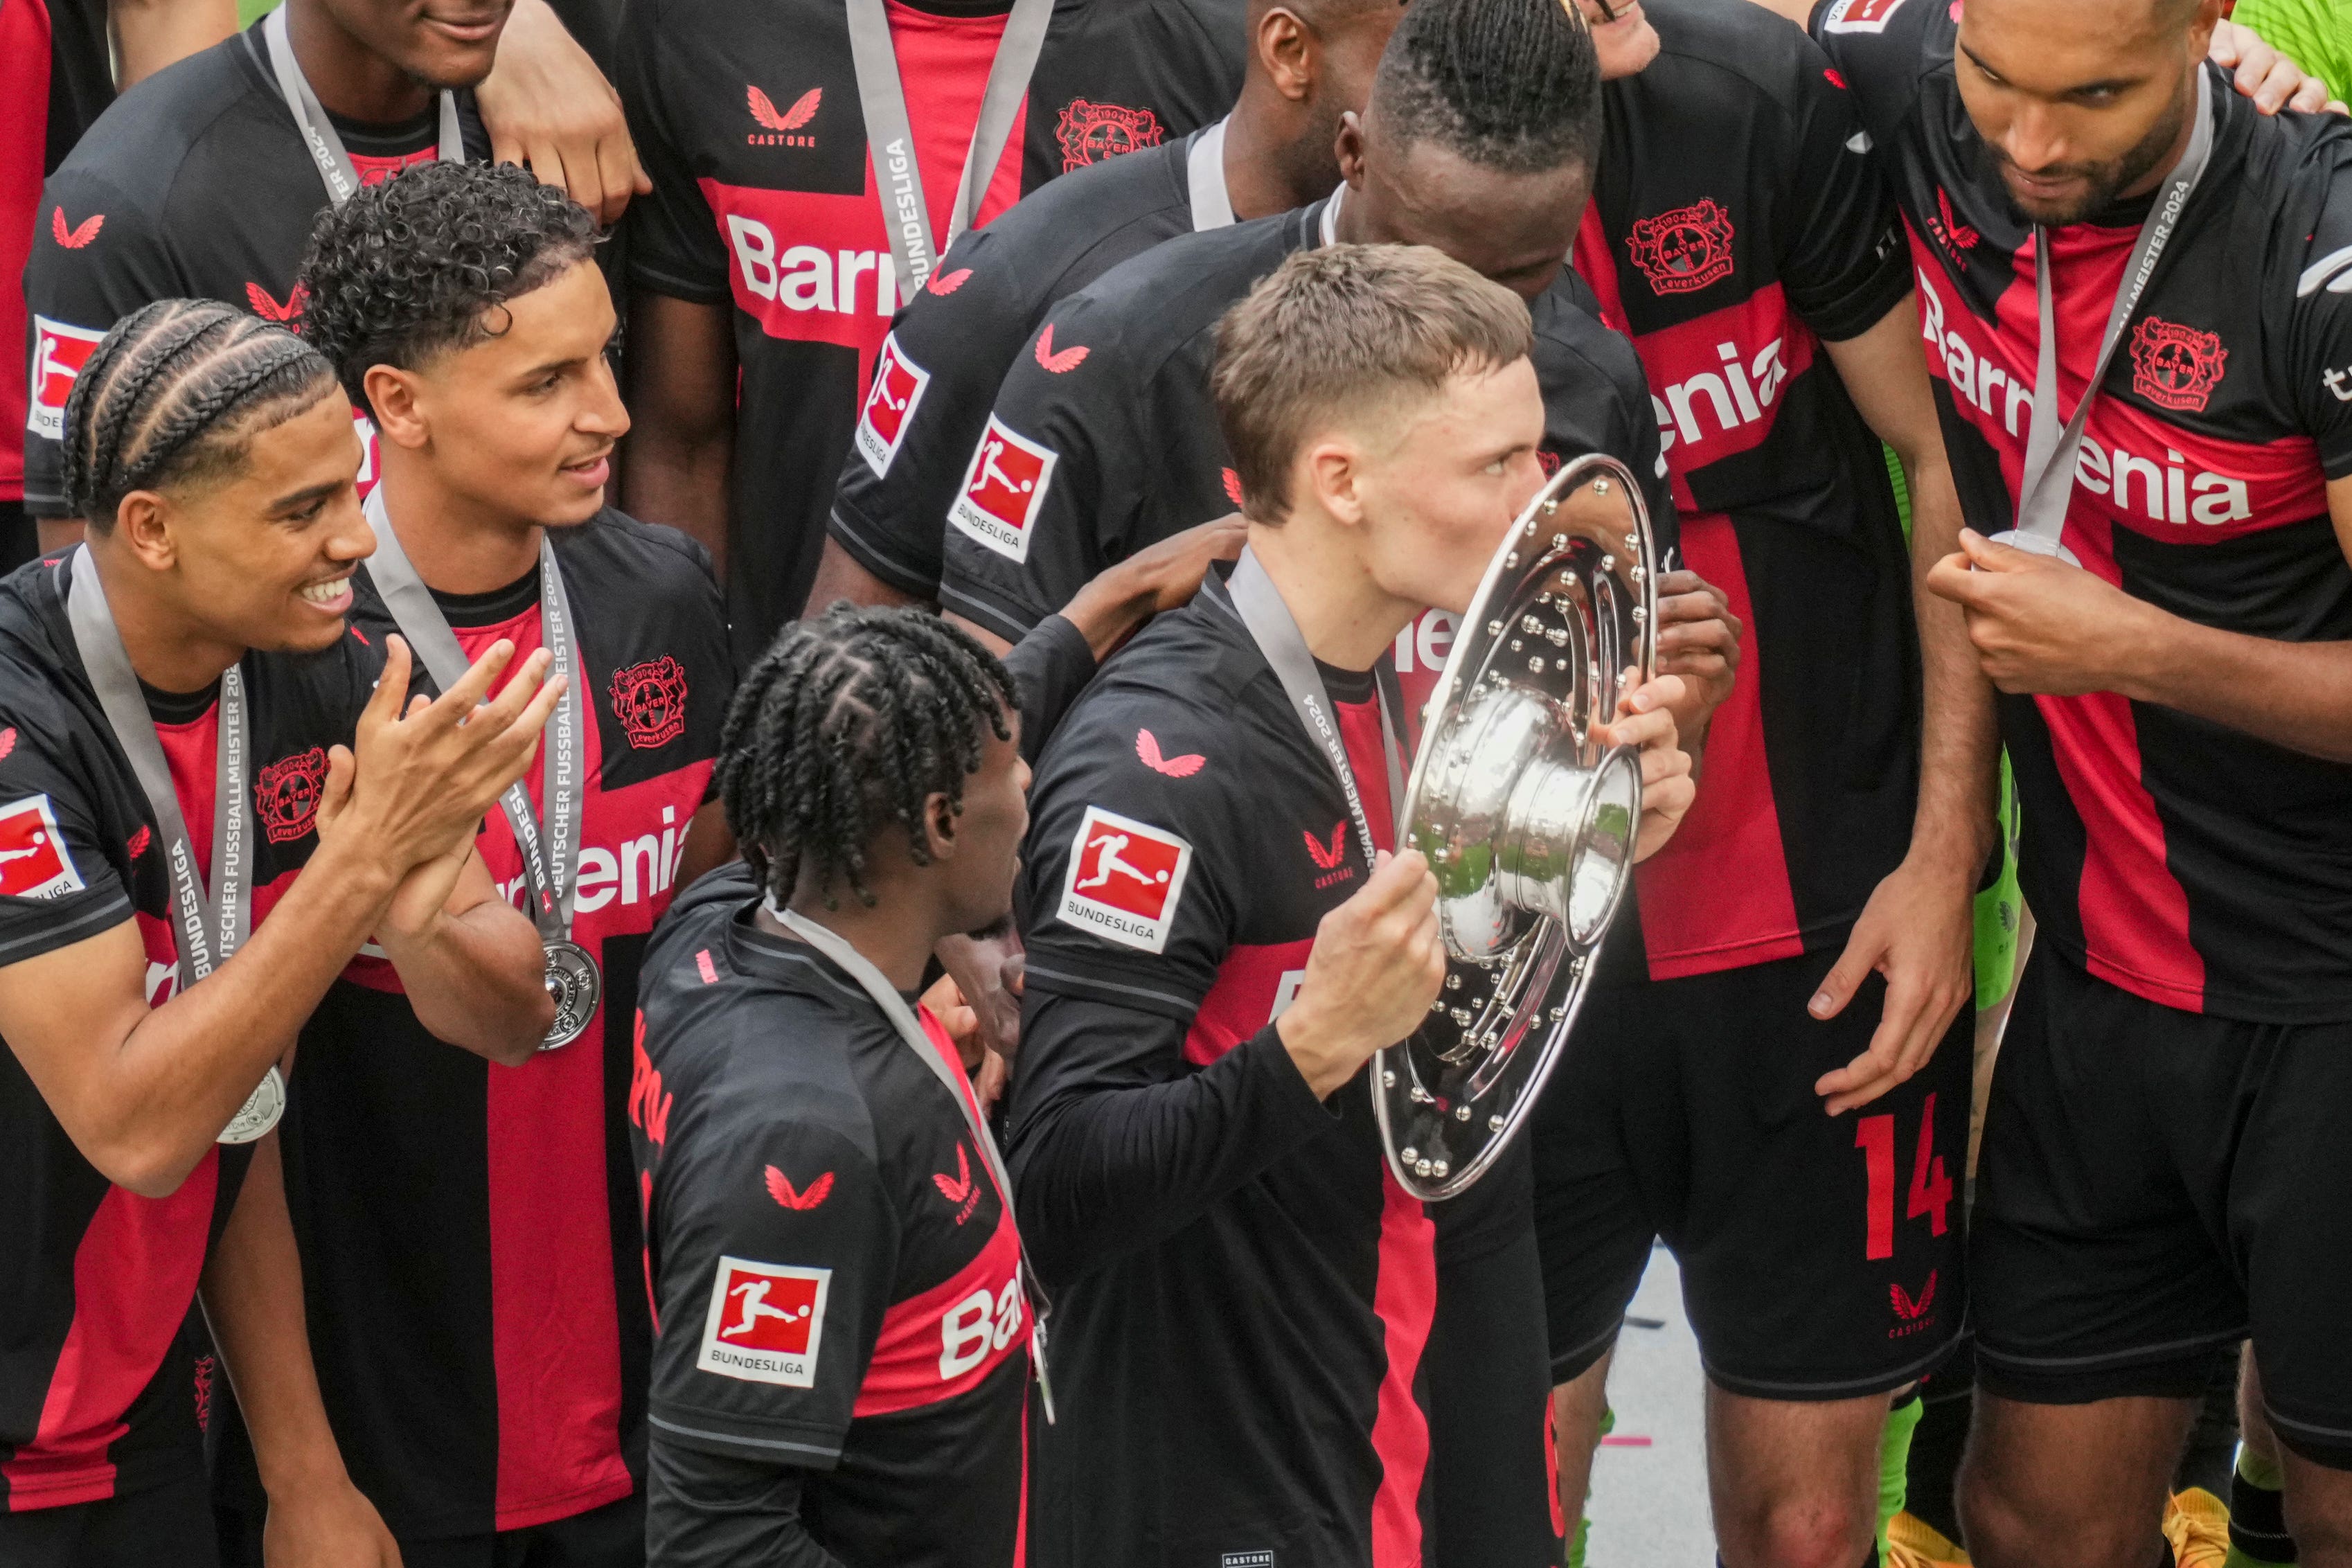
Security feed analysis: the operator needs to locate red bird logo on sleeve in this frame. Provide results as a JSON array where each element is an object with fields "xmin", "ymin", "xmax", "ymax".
[
  {"xmin": 933, "ymin": 1144, "xmax": 981, "ymax": 1224},
  {"xmin": 52, "ymin": 208, "xmax": 103, "ymax": 249},
  {"xmin": 748, "ymin": 85, "xmax": 821, "ymax": 132},
  {"xmin": 1303, "ymin": 823, "xmax": 1346, "ymax": 871},
  {"xmin": 1221, "ymin": 467, "xmax": 1243, "ymax": 507},
  {"xmin": 766, "ymin": 1166, "xmax": 835, "ymax": 1211},
  {"xmin": 245, "ymin": 282, "xmax": 308, "ymax": 323},
  {"xmin": 0, "ymin": 727, "xmax": 14, "ymax": 762},
  {"xmin": 1136, "ymin": 729, "xmax": 1204, "ymax": 778},
  {"xmin": 927, "ymin": 267, "xmax": 972, "ymax": 296},
  {"xmin": 1034, "ymin": 324, "xmax": 1088, "ymax": 373},
  {"xmin": 127, "ymin": 825, "xmax": 152, "ymax": 859}
]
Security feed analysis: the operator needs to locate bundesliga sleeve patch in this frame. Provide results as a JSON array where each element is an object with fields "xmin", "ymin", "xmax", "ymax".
[
  {"xmin": 697, "ymin": 1256, "xmax": 831, "ymax": 1387},
  {"xmin": 1821, "ymin": 0, "xmax": 1909, "ymax": 30},
  {"xmin": 1055, "ymin": 805, "xmax": 1194, "ymax": 954},
  {"xmin": 28, "ymin": 317, "xmax": 106, "ymax": 443},
  {"xmin": 947, "ymin": 415, "xmax": 1057, "ymax": 563},
  {"xmin": 855, "ymin": 333, "xmax": 931, "ymax": 478},
  {"xmin": 0, "ymin": 794, "xmax": 86, "ymax": 900}
]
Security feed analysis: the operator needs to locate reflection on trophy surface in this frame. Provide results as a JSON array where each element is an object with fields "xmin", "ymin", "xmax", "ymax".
[{"xmin": 1375, "ymin": 454, "xmax": 1659, "ymax": 1200}]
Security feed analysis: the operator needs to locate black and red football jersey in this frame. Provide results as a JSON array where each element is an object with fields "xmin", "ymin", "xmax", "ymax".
[
  {"xmin": 1574, "ymin": 0, "xmax": 1917, "ymax": 983},
  {"xmin": 1005, "ymin": 575, "xmax": 1556, "ymax": 1567},
  {"xmin": 934, "ymin": 197, "xmax": 1677, "ymax": 722},
  {"xmin": 632, "ymin": 863, "xmax": 1028, "ymax": 1568},
  {"xmin": 828, "ymin": 123, "xmax": 1233, "ymax": 598},
  {"xmin": 614, "ymin": 0, "xmax": 1245, "ymax": 651},
  {"xmin": 276, "ymin": 511, "xmax": 731, "ymax": 1540},
  {"xmin": 0, "ymin": 551, "xmax": 377, "ymax": 1511},
  {"xmin": 1815, "ymin": 0, "xmax": 2352, "ymax": 1022},
  {"xmin": 19, "ymin": 22, "xmax": 485, "ymax": 518}
]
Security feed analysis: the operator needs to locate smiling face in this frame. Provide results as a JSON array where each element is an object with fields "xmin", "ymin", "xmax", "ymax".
[
  {"xmin": 318, "ymin": 0, "xmax": 513, "ymax": 89},
  {"xmin": 379, "ymin": 260, "xmax": 627, "ymax": 528},
  {"xmin": 1954, "ymin": 0, "xmax": 2216, "ymax": 226},
  {"xmin": 124, "ymin": 393, "xmax": 375, "ymax": 653}
]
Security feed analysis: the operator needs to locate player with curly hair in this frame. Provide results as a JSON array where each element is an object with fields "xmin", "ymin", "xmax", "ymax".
[
  {"xmin": 631, "ymin": 604, "xmax": 1037, "ymax": 1568},
  {"xmin": 255, "ymin": 158, "xmax": 737, "ymax": 1567}
]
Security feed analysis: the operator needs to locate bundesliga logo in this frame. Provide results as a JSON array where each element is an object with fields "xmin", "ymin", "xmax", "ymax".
[
  {"xmin": 0, "ymin": 794, "xmax": 84, "ymax": 901},
  {"xmin": 948, "ymin": 416, "xmax": 1057, "ymax": 562},
  {"xmin": 28, "ymin": 317, "xmax": 105, "ymax": 443},
  {"xmin": 1057, "ymin": 805, "xmax": 1193, "ymax": 954},
  {"xmin": 855, "ymin": 335, "xmax": 931, "ymax": 477},
  {"xmin": 698, "ymin": 1257, "xmax": 830, "ymax": 1387},
  {"xmin": 1625, "ymin": 200, "xmax": 1737, "ymax": 295}
]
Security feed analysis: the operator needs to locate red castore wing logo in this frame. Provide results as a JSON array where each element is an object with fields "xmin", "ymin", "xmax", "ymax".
[
  {"xmin": 127, "ymin": 825, "xmax": 151, "ymax": 859},
  {"xmin": 1221, "ymin": 467, "xmax": 1243, "ymax": 507},
  {"xmin": 932, "ymin": 1143, "xmax": 980, "ymax": 1224},
  {"xmin": 927, "ymin": 267, "xmax": 972, "ymax": 296},
  {"xmin": 0, "ymin": 727, "xmax": 13, "ymax": 761},
  {"xmin": 1135, "ymin": 729, "xmax": 1204, "ymax": 778},
  {"xmin": 52, "ymin": 208, "xmax": 103, "ymax": 249},
  {"xmin": 1303, "ymin": 823, "xmax": 1346, "ymax": 871},
  {"xmin": 1890, "ymin": 1269, "xmax": 1938, "ymax": 1321},
  {"xmin": 767, "ymin": 1166, "xmax": 835, "ymax": 1211},
  {"xmin": 245, "ymin": 282, "xmax": 308, "ymax": 323},
  {"xmin": 1935, "ymin": 189, "xmax": 1979, "ymax": 253},
  {"xmin": 1035, "ymin": 323, "xmax": 1088, "ymax": 373},
  {"xmin": 748, "ymin": 85, "xmax": 821, "ymax": 132}
]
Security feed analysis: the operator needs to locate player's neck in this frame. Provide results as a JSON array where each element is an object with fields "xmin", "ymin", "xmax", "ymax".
[
  {"xmin": 1222, "ymin": 83, "xmax": 1332, "ymax": 220},
  {"xmin": 287, "ymin": 0, "xmax": 436, "ymax": 126},
  {"xmin": 2112, "ymin": 83, "xmax": 2201, "ymax": 208},
  {"xmin": 375, "ymin": 452, "xmax": 546, "ymax": 597},
  {"xmin": 85, "ymin": 540, "xmax": 248, "ymax": 696},
  {"xmin": 772, "ymin": 880, "xmax": 943, "ymax": 993},
  {"xmin": 1247, "ymin": 517, "xmax": 1418, "ymax": 673}
]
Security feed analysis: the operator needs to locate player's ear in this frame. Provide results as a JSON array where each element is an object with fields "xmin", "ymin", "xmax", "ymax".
[
  {"xmin": 1333, "ymin": 112, "xmax": 1366, "ymax": 188},
  {"xmin": 923, "ymin": 790, "xmax": 960, "ymax": 863},
  {"xmin": 1304, "ymin": 438, "xmax": 1365, "ymax": 529},
  {"xmin": 363, "ymin": 364, "xmax": 430, "ymax": 451},
  {"xmin": 1257, "ymin": 6, "xmax": 1315, "ymax": 101},
  {"xmin": 113, "ymin": 490, "xmax": 179, "ymax": 572}
]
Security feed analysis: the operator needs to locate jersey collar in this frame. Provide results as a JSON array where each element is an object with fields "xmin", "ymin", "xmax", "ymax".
[{"xmin": 1186, "ymin": 118, "xmax": 1236, "ymax": 232}]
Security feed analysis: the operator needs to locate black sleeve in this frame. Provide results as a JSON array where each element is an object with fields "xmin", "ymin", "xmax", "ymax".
[
  {"xmin": 614, "ymin": 0, "xmax": 731, "ymax": 306},
  {"xmin": 647, "ymin": 1436, "xmax": 846, "ymax": 1568},
  {"xmin": 828, "ymin": 224, "xmax": 1035, "ymax": 599},
  {"xmin": 1776, "ymin": 33, "xmax": 1910, "ymax": 341},
  {"xmin": 1006, "ymin": 997, "xmax": 1335, "ymax": 1287},
  {"xmin": 2289, "ymin": 140, "xmax": 2352, "ymax": 480},
  {"xmin": 935, "ymin": 292, "xmax": 1141, "ymax": 641},
  {"xmin": 1000, "ymin": 614, "xmax": 1096, "ymax": 764},
  {"xmin": 21, "ymin": 167, "xmax": 184, "ymax": 515},
  {"xmin": 0, "ymin": 705, "xmax": 133, "ymax": 965},
  {"xmin": 1807, "ymin": 0, "xmax": 1938, "ymax": 157},
  {"xmin": 647, "ymin": 1117, "xmax": 898, "ymax": 1467}
]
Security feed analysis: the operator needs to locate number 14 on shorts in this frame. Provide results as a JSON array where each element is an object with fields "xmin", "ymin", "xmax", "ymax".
[{"xmin": 1855, "ymin": 1093, "xmax": 1952, "ymax": 1260}]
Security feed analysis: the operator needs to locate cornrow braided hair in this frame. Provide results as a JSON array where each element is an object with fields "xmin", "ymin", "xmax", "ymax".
[
  {"xmin": 61, "ymin": 298, "xmax": 337, "ymax": 528},
  {"xmin": 1375, "ymin": 0, "xmax": 1602, "ymax": 175},
  {"xmin": 718, "ymin": 605, "xmax": 1017, "ymax": 909}
]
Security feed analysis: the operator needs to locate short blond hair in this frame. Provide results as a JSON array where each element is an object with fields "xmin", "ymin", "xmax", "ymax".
[{"xmin": 1211, "ymin": 244, "xmax": 1533, "ymax": 521}]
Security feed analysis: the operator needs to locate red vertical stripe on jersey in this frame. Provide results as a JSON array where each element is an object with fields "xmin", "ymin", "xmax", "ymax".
[
  {"xmin": 1, "ymin": 1159, "xmax": 219, "ymax": 1511},
  {"xmin": 1184, "ymin": 939, "xmax": 1313, "ymax": 1065},
  {"xmin": 2028, "ymin": 515, "xmax": 2205, "ymax": 1009},
  {"xmin": 0, "ymin": 0, "xmax": 51, "ymax": 497},
  {"xmin": 885, "ymin": 0, "xmax": 1027, "ymax": 230},
  {"xmin": 1368, "ymin": 1174, "xmax": 1436, "ymax": 1567},
  {"xmin": 1632, "ymin": 515, "xmax": 1804, "ymax": 977}
]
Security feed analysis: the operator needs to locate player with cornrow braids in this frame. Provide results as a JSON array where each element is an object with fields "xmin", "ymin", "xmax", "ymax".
[
  {"xmin": 632, "ymin": 605, "xmax": 1039, "ymax": 1568},
  {"xmin": 265, "ymin": 157, "xmax": 731, "ymax": 1563},
  {"xmin": 0, "ymin": 296, "xmax": 564, "ymax": 1562}
]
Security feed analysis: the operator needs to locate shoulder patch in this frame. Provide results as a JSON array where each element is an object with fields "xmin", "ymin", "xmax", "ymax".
[
  {"xmin": 0, "ymin": 794, "xmax": 85, "ymax": 900},
  {"xmin": 1056, "ymin": 803, "xmax": 1195, "ymax": 954},
  {"xmin": 29, "ymin": 317, "xmax": 106, "ymax": 443},
  {"xmin": 1821, "ymin": 0, "xmax": 1909, "ymax": 31},
  {"xmin": 855, "ymin": 332, "xmax": 930, "ymax": 477},
  {"xmin": 948, "ymin": 415, "xmax": 1057, "ymax": 562},
  {"xmin": 698, "ymin": 1256, "xmax": 830, "ymax": 1387}
]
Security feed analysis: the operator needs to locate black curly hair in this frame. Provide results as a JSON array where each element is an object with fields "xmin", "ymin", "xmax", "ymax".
[
  {"xmin": 718, "ymin": 605, "xmax": 1017, "ymax": 910},
  {"xmin": 1373, "ymin": 0, "xmax": 1601, "ymax": 175},
  {"xmin": 62, "ymin": 299, "xmax": 339, "ymax": 528},
  {"xmin": 294, "ymin": 159, "xmax": 600, "ymax": 418}
]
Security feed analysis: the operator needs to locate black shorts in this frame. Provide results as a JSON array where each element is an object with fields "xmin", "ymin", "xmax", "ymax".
[
  {"xmin": 0, "ymin": 1471, "xmax": 217, "ymax": 1568},
  {"xmin": 217, "ymin": 1482, "xmax": 643, "ymax": 1568},
  {"xmin": 1532, "ymin": 945, "xmax": 1972, "ymax": 1400},
  {"xmin": 1972, "ymin": 947, "xmax": 2352, "ymax": 1469}
]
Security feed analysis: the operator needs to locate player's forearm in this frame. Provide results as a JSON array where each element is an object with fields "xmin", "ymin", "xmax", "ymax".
[
  {"xmin": 1000, "ymin": 615, "xmax": 1098, "ymax": 760},
  {"xmin": 1007, "ymin": 1011, "xmax": 1334, "ymax": 1283},
  {"xmin": 2114, "ymin": 612, "xmax": 2352, "ymax": 764},
  {"xmin": 1905, "ymin": 456, "xmax": 2000, "ymax": 876},
  {"xmin": 199, "ymin": 1137, "xmax": 355, "ymax": 1498},
  {"xmin": 108, "ymin": 0, "xmax": 236, "ymax": 89},
  {"xmin": 377, "ymin": 893, "xmax": 553, "ymax": 1066}
]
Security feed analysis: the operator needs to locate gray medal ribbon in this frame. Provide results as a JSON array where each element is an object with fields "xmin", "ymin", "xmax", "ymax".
[
  {"xmin": 263, "ymin": 4, "xmax": 462, "ymax": 210},
  {"xmin": 2006, "ymin": 68, "xmax": 2214, "ymax": 560},
  {"xmin": 844, "ymin": 0, "xmax": 1053, "ymax": 304},
  {"xmin": 769, "ymin": 903, "xmax": 1055, "ymax": 1424},
  {"xmin": 360, "ymin": 491, "xmax": 587, "ymax": 957},
  {"xmin": 64, "ymin": 548, "xmax": 282, "ymax": 1144},
  {"xmin": 1221, "ymin": 548, "xmax": 1406, "ymax": 873},
  {"xmin": 1186, "ymin": 118, "xmax": 1234, "ymax": 233}
]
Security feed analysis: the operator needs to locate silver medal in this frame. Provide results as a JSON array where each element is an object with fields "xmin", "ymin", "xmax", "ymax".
[
  {"xmin": 218, "ymin": 1066, "xmax": 287, "ymax": 1144},
  {"xmin": 541, "ymin": 938, "xmax": 603, "ymax": 1050}
]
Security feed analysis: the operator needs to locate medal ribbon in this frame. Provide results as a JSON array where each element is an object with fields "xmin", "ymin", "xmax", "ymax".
[
  {"xmin": 843, "ymin": 0, "xmax": 1053, "ymax": 304},
  {"xmin": 2011, "ymin": 68, "xmax": 2215, "ymax": 549},
  {"xmin": 65, "ymin": 547, "xmax": 280, "ymax": 1143},
  {"xmin": 262, "ymin": 5, "xmax": 463, "ymax": 211}
]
